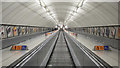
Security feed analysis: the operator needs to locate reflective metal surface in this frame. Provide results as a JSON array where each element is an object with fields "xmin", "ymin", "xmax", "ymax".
[{"xmin": 47, "ymin": 31, "xmax": 74, "ymax": 67}]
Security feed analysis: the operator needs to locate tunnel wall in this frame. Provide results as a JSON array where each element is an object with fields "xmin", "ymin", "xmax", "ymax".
[{"xmin": 0, "ymin": 24, "xmax": 57, "ymax": 49}]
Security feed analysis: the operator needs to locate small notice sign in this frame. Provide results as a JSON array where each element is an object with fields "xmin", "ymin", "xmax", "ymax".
[
  {"xmin": 10, "ymin": 45, "xmax": 28, "ymax": 51},
  {"xmin": 94, "ymin": 46, "xmax": 110, "ymax": 51}
]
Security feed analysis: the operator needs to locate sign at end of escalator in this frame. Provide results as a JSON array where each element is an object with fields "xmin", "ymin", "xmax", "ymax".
[
  {"xmin": 94, "ymin": 46, "xmax": 110, "ymax": 51},
  {"xmin": 10, "ymin": 45, "xmax": 28, "ymax": 51}
]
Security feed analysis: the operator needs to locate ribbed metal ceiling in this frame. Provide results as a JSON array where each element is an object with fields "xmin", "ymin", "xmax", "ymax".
[{"xmin": 1, "ymin": 0, "xmax": 119, "ymax": 27}]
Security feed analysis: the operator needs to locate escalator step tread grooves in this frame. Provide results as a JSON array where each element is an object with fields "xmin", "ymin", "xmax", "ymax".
[{"xmin": 47, "ymin": 31, "xmax": 75, "ymax": 67}]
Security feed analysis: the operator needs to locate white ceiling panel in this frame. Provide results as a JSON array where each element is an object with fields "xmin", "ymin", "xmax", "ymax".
[{"xmin": 1, "ymin": 0, "xmax": 119, "ymax": 27}]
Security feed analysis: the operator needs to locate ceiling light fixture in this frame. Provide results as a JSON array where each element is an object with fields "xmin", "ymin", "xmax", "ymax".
[
  {"xmin": 64, "ymin": 0, "xmax": 86, "ymax": 24},
  {"xmin": 38, "ymin": 0, "xmax": 58, "ymax": 24}
]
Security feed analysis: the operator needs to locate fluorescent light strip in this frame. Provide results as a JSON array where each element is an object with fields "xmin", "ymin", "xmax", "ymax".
[
  {"xmin": 64, "ymin": 0, "xmax": 86, "ymax": 24},
  {"xmin": 38, "ymin": 0, "xmax": 58, "ymax": 24}
]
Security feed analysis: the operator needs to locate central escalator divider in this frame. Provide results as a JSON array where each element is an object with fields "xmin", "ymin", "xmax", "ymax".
[{"xmin": 46, "ymin": 31, "xmax": 75, "ymax": 68}]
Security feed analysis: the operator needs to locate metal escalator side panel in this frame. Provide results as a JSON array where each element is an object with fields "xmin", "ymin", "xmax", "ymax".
[
  {"xmin": 7, "ymin": 32, "xmax": 59, "ymax": 68},
  {"xmin": 64, "ymin": 32, "xmax": 113, "ymax": 68},
  {"xmin": 46, "ymin": 31, "xmax": 75, "ymax": 67},
  {"xmin": 63, "ymin": 32, "xmax": 81, "ymax": 67}
]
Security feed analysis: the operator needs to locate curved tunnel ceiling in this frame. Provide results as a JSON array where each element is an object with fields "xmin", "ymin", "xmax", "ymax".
[
  {"xmin": 1, "ymin": 0, "xmax": 120, "ymax": 27},
  {"xmin": 67, "ymin": 2, "xmax": 118, "ymax": 27}
]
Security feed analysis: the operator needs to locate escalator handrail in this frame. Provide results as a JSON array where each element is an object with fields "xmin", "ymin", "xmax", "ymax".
[
  {"xmin": 63, "ymin": 32, "xmax": 81, "ymax": 66},
  {"xmin": 65, "ymin": 32, "xmax": 112, "ymax": 68},
  {"xmin": 7, "ymin": 31, "xmax": 59, "ymax": 68},
  {"xmin": 41, "ymin": 31, "xmax": 60, "ymax": 66}
]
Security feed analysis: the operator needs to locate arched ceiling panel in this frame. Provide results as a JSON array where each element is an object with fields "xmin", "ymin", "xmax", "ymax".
[
  {"xmin": 67, "ymin": 2, "xmax": 118, "ymax": 27},
  {"xmin": 1, "ymin": 0, "xmax": 119, "ymax": 27},
  {"xmin": 2, "ymin": 2, "xmax": 56, "ymax": 27}
]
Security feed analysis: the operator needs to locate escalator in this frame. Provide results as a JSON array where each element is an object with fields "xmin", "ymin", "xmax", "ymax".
[
  {"xmin": 6, "ymin": 30, "xmax": 113, "ymax": 68},
  {"xmin": 46, "ymin": 31, "xmax": 75, "ymax": 68}
]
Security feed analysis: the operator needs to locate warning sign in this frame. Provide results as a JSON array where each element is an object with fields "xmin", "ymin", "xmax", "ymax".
[
  {"xmin": 94, "ymin": 46, "xmax": 110, "ymax": 51},
  {"xmin": 10, "ymin": 45, "xmax": 28, "ymax": 51}
]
